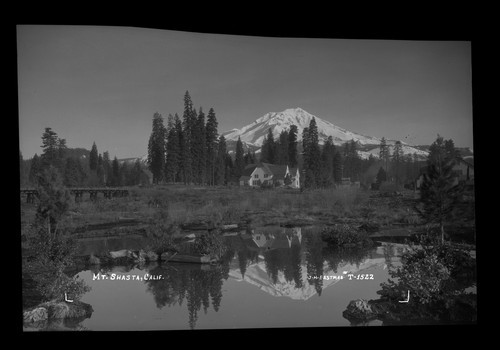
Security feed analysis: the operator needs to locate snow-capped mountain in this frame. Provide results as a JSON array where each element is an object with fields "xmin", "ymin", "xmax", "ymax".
[
  {"xmin": 222, "ymin": 107, "xmax": 429, "ymax": 159},
  {"xmin": 223, "ymin": 107, "xmax": 381, "ymax": 147}
]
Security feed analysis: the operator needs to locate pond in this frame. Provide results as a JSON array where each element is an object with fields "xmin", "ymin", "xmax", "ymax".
[{"xmin": 71, "ymin": 226, "xmax": 409, "ymax": 330}]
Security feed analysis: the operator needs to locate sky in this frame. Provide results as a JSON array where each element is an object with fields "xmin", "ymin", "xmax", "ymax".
[{"xmin": 17, "ymin": 25, "xmax": 473, "ymax": 159}]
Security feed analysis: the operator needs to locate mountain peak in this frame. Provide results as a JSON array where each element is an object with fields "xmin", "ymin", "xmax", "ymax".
[
  {"xmin": 222, "ymin": 107, "xmax": 428, "ymax": 159},
  {"xmin": 224, "ymin": 107, "xmax": 378, "ymax": 147},
  {"xmin": 282, "ymin": 107, "xmax": 307, "ymax": 114}
]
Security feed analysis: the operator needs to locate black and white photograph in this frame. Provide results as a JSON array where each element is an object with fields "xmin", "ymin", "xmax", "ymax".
[{"xmin": 18, "ymin": 25, "xmax": 476, "ymax": 331}]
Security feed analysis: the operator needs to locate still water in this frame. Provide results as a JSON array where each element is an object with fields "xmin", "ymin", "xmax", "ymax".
[{"xmin": 73, "ymin": 226, "xmax": 405, "ymax": 330}]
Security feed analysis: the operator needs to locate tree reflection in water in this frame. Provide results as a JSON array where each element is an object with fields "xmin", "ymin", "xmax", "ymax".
[
  {"xmin": 144, "ymin": 248, "xmax": 234, "ymax": 329},
  {"xmin": 304, "ymin": 233, "xmax": 325, "ymax": 296},
  {"xmin": 142, "ymin": 228, "xmax": 377, "ymax": 329}
]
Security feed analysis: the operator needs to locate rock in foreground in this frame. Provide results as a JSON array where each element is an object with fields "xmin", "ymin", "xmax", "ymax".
[{"xmin": 23, "ymin": 300, "xmax": 93, "ymax": 325}]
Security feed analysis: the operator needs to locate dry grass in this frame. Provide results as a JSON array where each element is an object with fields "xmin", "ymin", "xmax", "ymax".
[{"xmin": 21, "ymin": 185, "xmax": 422, "ymax": 234}]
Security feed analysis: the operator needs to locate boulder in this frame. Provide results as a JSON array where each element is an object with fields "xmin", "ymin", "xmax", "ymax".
[
  {"xmin": 23, "ymin": 307, "xmax": 48, "ymax": 323},
  {"xmin": 109, "ymin": 249, "xmax": 133, "ymax": 259},
  {"xmin": 45, "ymin": 300, "xmax": 94, "ymax": 319},
  {"xmin": 23, "ymin": 300, "xmax": 93, "ymax": 324},
  {"xmin": 343, "ymin": 299, "xmax": 378, "ymax": 321}
]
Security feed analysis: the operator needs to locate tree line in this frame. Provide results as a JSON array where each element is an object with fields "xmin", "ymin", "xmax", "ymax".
[
  {"xmin": 20, "ymin": 91, "xmax": 432, "ymax": 190},
  {"xmin": 20, "ymin": 128, "xmax": 149, "ymax": 188}
]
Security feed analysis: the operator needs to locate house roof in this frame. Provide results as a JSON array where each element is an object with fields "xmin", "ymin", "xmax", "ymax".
[
  {"xmin": 261, "ymin": 163, "xmax": 288, "ymax": 179},
  {"xmin": 239, "ymin": 175, "xmax": 251, "ymax": 181},
  {"xmin": 241, "ymin": 165, "xmax": 258, "ymax": 177}
]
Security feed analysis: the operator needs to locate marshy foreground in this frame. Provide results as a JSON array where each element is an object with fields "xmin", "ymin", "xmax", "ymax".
[{"xmin": 21, "ymin": 185, "xmax": 477, "ymax": 330}]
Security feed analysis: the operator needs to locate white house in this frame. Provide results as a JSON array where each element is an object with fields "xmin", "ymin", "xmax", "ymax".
[{"xmin": 239, "ymin": 163, "xmax": 300, "ymax": 189}]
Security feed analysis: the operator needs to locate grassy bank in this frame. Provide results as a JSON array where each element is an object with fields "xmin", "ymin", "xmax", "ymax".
[{"xmin": 21, "ymin": 185, "xmax": 474, "ymax": 243}]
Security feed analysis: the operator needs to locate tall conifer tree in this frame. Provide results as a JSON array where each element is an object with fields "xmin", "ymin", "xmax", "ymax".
[
  {"xmin": 165, "ymin": 113, "xmax": 181, "ymax": 183},
  {"xmin": 147, "ymin": 112, "xmax": 166, "ymax": 184},
  {"xmin": 235, "ymin": 137, "xmax": 245, "ymax": 179},
  {"xmin": 288, "ymin": 125, "xmax": 298, "ymax": 168},
  {"xmin": 182, "ymin": 91, "xmax": 195, "ymax": 184},
  {"xmin": 261, "ymin": 128, "xmax": 276, "ymax": 163},
  {"xmin": 302, "ymin": 118, "xmax": 321, "ymax": 188},
  {"xmin": 205, "ymin": 108, "xmax": 219, "ymax": 186},
  {"xmin": 379, "ymin": 137, "xmax": 390, "ymax": 175},
  {"xmin": 418, "ymin": 135, "xmax": 464, "ymax": 243},
  {"xmin": 89, "ymin": 142, "xmax": 98, "ymax": 171},
  {"xmin": 215, "ymin": 135, "xmax": 227, "ymax": 185}
]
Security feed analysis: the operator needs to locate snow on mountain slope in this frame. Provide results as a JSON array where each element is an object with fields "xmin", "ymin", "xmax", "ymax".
[
  {"xmin": 223, "ymin": 107, "xmax": 428, "ymax": 158},
  {"xmin": 223, "ymin": 108, "xmax": 381, "ymax": 146},
  {"xmin": 360, "ymin": 144, "xmax": 430, "ymax": 160}
]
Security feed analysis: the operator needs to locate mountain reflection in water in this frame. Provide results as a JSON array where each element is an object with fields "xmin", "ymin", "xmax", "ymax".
[{"xmin": 78, "ymin": 226, "xmax": 401, "ymax": 330}]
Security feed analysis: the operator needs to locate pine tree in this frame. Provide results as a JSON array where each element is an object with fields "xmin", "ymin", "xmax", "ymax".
[
  {"xmin": 288, "ymin": 125, "xmax": 298, "ymax": 168},
  {"xmin": 89, "ymin": 142, "xmax": 98, "ymax": 171},
  {"xmin": 225, "ymin": 153, "xmax": 234, "ymax": 185},
  {"xmin": 332, "ymin": 151, "xmax": 342, "ymax": 183},
  {"xmin": 392, "ymin": 140, "xmax": 404, "ymax": 185},
  {"xmin": 376, "ymin": 166, "xmax": 387, "ymax": 184},
  {"xmin": 181, "ymin": 91, "xmax": 195, "ymax": 184},
  {"xmin": 215, "ymin": 135, "xmax": 227, "ymax": 185},
  {"xmin": 56, "ymin": 138, "xmax": 67, "ymax": 170},
  {"xmin": 428, "ymin": 135, "xmax": 461, "ymax": 167},
  {"xmin": 29, "ymin": 154, "xmax": 42, "ymax": 186},
  {"xmin": 379, "ymin": 137, "xmax": 390, "ymax": 175},
  {"xmin": 132, "ymin": 159, "xmax": 143, "ymax": 185},
  {"xmin": 192, "ymin": 108, "xmax": 207, "ymax": 184},
  {"xmin": 97, "ymin": 153, "xmax": 105, "ymax": 186},
  {"xmin": 40, "ymin": 127, "xmax": 60, "ymax": 169},
  {"xmin": 276, "ymin": 130, "xmax": 289, "ymax": 165},
  {"xmin": 261, "ymin": 128, "xmax": 276, "ymax": 163},
  {"xmin": 103, "ymin": 151, "xmax": 111, "ymax": 186},
  {"xmin": 112, "ymin": 156, "xmax": 120, "ymax": 187},
  {"xmin": 244, "ymin": 150, "xmax": 255, "ymax": 165},
  {"xmin": 205, "ymin": 108, "xmax": 219, "ymax": 186},
  {"xmin": 235, "ymin": 137, "xmax": 245, "ymax": 179},
  {"xmin": 120, "ymin": 162, "xmax": 129, "ymax": 186},
  {"xmin": 302, "ymin": 118, "xmax": 321, "ymax": 188},
  {"xmin": 35, "ymin": 166, "xmax": 71, "ymax": 235},
  {"xmin": 165, "ymin": 113, "xmax": 181, "ymax": 183},
  {"xmin": 346, "ymin": 140, "xmax": 361, "ymax": 181},
  {"xmin": 418, "ymin": 135, "xmax": 464, "ymax": 243},
  {"xmin": 147, "ymin": 112, "xmax": 166, "ymax": 184},
  {"xmin": 64, "ymin": 158, "xmax": 81, "ymax": 187},
  {"xmin": 319, "ymin": 136, "xmax": 335, "ymax": 187}
]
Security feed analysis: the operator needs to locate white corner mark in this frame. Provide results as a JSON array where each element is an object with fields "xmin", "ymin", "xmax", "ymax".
[
  {"xmin": 398, "ymin": 290, "xmax": 410, "ymax": 303},
  {"xmin": 65, "ymin": 292, "xmax": 74, "ymax": 303}
]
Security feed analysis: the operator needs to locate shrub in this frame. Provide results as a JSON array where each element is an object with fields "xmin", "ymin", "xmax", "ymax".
[
  {"xmin": 25, "ymin": 227, "xmax": 90, "ymax": 302},
  {"xmin": 144, "ymin": 216, "xmax": 178, "ymax": 255},
  {"xmin": 192, "ymin": 233, "xmax": 228, "ymax": 259},
  {"xmin": 378, "ymin": 235, "xmax": 476, "ymax": 305}
]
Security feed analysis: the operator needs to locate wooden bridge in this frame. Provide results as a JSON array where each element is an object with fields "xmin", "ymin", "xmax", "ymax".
[{"xmin": 20, "ymin": 187, "xmax": 129, "ymax": 203}]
